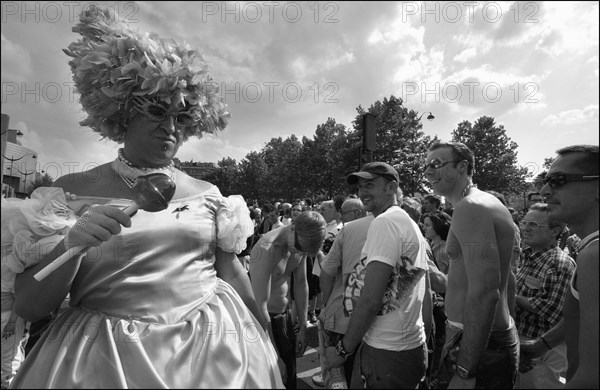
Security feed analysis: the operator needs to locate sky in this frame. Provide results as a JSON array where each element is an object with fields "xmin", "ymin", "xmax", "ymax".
[{"xmin": 2, "ymin": 1, "xmax": 599, "ymax": 181}]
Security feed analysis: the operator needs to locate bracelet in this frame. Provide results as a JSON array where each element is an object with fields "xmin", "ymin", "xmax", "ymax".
[{"xmin": 541, "ymin": 335, "xmax": 552, "ymax": 350}]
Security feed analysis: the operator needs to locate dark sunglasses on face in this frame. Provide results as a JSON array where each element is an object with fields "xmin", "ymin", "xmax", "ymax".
[
  {"xmin": 132, "ymin": 98, "xmax": 199, "ymax": 127},
  {"xmin": 424, "ymin": 159, "xmax": 461, "ymax": 171},
  {"xmin": 542, "ymin": 174, "xmax": 599, "ymax": 189}
]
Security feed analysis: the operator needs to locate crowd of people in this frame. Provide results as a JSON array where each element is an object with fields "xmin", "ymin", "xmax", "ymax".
[{"xmin": 1, "ymin": 5, "xmax": 598, "ymax": 390}]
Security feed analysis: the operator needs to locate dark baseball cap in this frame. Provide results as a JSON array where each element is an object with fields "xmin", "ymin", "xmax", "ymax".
[{"xmin": 347, "ymin": 162, "xmax": 399, "ymax": 185}]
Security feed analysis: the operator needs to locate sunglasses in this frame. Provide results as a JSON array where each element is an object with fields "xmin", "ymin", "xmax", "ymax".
[
  {"xmin": 542, "ymin": 174, "xmax": 599, "ymax": 189},
  {"xmin": 519, "ymin": 221, "xmax": 552, "ymax": 230},
  {"xmin": 132, "ymin": 98, "xmax": 199, "ymax": 127},
  {"xmin": 424, "ymin": 159, "xmax": 461, "ymax": 171}
]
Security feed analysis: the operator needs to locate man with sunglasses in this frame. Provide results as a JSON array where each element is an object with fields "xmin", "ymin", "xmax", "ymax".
[
  {"xmin": 515, "ymin": 203, "xmax": 575, "ymax": 388},
  {"xmin": 249, "ymin": 211, "xmax": 327, "ymax": 389},
  {"xmin": 521, "ymin": 145, "xmax": 598, "ymax": 389},
  {"xmin": 424, "ymin": 142, "xmax": 518, "ymax": 389}
]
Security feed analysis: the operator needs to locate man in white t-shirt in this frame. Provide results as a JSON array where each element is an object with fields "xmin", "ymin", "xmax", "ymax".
[{"xmin": 324, "ymin": 162, "xmax": 429, "ymax": 389}]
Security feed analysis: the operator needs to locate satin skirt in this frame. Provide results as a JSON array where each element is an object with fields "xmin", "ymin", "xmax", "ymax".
[{"xmin": 10, "ymin": 279, "xmax": 284, "ymax": 389}]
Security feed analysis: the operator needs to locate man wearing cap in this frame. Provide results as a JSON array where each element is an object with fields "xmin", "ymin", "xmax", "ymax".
[{"xmin": 324, "ymin": 162, "xmax": 430, "ymax": 389}]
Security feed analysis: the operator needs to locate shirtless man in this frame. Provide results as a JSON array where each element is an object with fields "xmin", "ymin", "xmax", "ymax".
[
  {"xmin": 425, "ymin": 142, "xmax": 518, "ymax": 389},
  {"xmin": 250, "ymin": 211, "xmax": 327, "ymax": 389}
]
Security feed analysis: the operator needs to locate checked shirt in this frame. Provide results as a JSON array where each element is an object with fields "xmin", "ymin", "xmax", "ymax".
[{"xmin": 515, "ymin": 245, "xmax": 576, "ymax": 338}]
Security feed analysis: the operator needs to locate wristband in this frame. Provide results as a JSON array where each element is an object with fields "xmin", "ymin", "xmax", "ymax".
[
  {"xmin": 335, "ymin": 338, "xmax": 353, "ymax": 359},
  {"xmin": 541, "ymin": 335, "xmax": 552, "ymax": 350}
]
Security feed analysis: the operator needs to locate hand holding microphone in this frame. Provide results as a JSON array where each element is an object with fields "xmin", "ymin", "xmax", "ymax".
[
  {"xmin": 63, "ymin": 205, "xmax": 132, "ymax": 251},
  {"xmin": 34, "ymin": 173, "xmax": 176, "ymax": 281}
]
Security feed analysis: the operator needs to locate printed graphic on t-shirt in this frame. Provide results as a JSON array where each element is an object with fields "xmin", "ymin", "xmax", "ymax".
[{"xmin": 343, "ymin": 255, "xmax": 425, "ymax": 316}]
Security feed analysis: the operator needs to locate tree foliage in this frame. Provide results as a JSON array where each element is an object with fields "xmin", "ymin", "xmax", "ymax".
[
  {"xmin": 452, "ymin": 116, "xmax": 530, "ymax": 195},
  {"xmin": 27, "ymin": 172, "xmax": 54, "ymax": 195},
  {"xmin": 181, "ymin": 98, "xmax": 532, "ymax": 204},
  {"xmin": 354, "ymin": 95, "xmax": 439, "ymax": 195}
]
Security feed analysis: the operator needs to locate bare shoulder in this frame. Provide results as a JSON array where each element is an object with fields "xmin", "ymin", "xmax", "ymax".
[
  {"xmin": 172, "ymin": 170, "xmax": 219, "ymax": 199},
  {"xmin": 455, "ymin": 190, "xmax": 507, "ymax": 219}
]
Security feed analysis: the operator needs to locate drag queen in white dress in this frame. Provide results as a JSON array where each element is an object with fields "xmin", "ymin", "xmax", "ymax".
[{"xmin": 5, "ymin": 6, "xmax": 283, "ymax": 388}]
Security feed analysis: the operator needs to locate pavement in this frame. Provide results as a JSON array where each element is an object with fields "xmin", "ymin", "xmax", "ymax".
[{"xmin": 296, "ymin": 321, "xmax": 324, "ymax": 389}]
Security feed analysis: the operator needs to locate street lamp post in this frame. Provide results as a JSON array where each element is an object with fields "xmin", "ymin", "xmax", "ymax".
[
  {"xmin": 14, "ymin": 167, "xmax": 37, "ymax": 194},
  {"xmin": 3, "ymin": 153, "xmax": 37, "ymax": 197},
  {"xmin": 417, "ymin": 112, "xmax": 435, "ymax": 121}
]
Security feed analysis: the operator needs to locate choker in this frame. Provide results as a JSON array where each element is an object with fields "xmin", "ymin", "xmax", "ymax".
[
  {"xmin": 111, "ymin": 148, "xmax": 176, "ymax": 189},
  {"xmin": 457, "ymin": 182, "xmax": 475, "ymax": 204}
]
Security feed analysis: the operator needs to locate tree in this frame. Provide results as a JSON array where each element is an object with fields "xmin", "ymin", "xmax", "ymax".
[
  {"xmin": 354, "ymin": 95, "xmax": 439, "ymax": 196},
  {"xmin": 204, "ymin": 157, "xmax": 239, "ymax": 196},
  {"xmin": 531, "ymin": 157, "xmax": 555, "ymax": 189},
  {"xmin": 237, "ymin": 151, "xmax": 269, "ymax": 203},
  {"xmin": 452, "ymin": 116, "xmax": 529, "ymax": 194},
  {"xmin": 27, "ymin": 172, "xmax": 54, "ymax": 195},
  {"xmin": 262, "ymin": 135, "xmax": 304, "ymax": 201},
  {"xmin": 300, "ymin": 118, "xmax": 351, "ymax": 199}
]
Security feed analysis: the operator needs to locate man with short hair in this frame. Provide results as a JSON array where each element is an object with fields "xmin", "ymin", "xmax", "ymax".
[
  {"xmin": 424, "ymin": 141, "xmax": 518, "ymax": 389},
  {"xmin": 338, "ymin": 198, "xmax": 365, "ymax": 225},
  {"xmin": 309, "ymin": 200, "xmax": 342, "ymax": 324},
  {"xmin": 521, "ymin": 145, "xmax": 598, "ymax": 389},
  {"xmin": 259, "ymin": 203, "xmax": 283, "ymax": 234},
  {"xmin": 250, "ymin": 211, "xmax": 327, "ymax": 389},
  {"xmin": 422, "ymin": 194, "xmax": 442, "ymax": 214},
  {"xmin": 515, "ymin": 203, "xmax": 575, "ymax": 388},
  {"xmin": 320, "ymin": 200, "xmax": 343, "ymax": 237},
  {"xmin": 324, "ymin": 162, "xmax": 429, "ymax": 389},
  {"xmin": 318, "ymin": 198, "xmax": 373, "ymax": 386},
  {"xmin": 525, "ymin": 192, "xmax": 544, "ymax": 213}
]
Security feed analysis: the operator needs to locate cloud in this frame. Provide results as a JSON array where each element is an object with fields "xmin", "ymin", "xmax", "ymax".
[
  {"xmin": 0, "ymin": 33, "xmax": 32, "ymax": 83},
  {"xmin": 177, "ymin": 135, "xmax": 260, "ymax": 164},
  {"xmin": 453, "ymin": 47, "xmax": 477, "ymax": 63},
  {"xmin": 541, "ymin": 104, "xmax": 599, "ymax": 127},
  {"xmin": 1, "ymin": 1, "xmax": 597, "ymax": 180}
]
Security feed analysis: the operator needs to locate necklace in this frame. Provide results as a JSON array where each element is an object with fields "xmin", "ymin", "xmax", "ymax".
[
  {"xmin": 111, "ymin": 148, "xmax": 176, "ymax": 189},
  {"xmin": 457, "ymin": 182, "xmax": 475, "ymax": 204}
]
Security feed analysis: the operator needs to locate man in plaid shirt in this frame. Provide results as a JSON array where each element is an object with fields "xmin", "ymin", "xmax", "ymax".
[{"xmin": 515, "ymin": 203, "xmax": 575, "ymax": 388}]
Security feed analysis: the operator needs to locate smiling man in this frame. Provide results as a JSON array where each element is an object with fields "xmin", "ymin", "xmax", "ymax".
[
  {"xmin": 324, "ymin": 162, "xmax": 429, "ymax": 389},
  {"xmin": 424, "ymin": 142, "xmax": 518, "ymax": 389},
  {"xmin": 515, "ymin": 203, "xmax": 575, "ymax": 389}
]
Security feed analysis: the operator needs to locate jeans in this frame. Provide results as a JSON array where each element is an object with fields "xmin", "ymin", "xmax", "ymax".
[
  {"xmin": 270, "ymin": 307, "xmax": 296, "ymax": 389},
  {"xmin": 435, "ymin": 320, "xmax": 519, "ymax": 389},
  {"xmin": 350, "ymin": 342, "xmax": 427, "ymax": 389}
]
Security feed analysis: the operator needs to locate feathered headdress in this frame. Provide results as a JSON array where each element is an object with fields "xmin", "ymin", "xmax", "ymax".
[{"xmin": 63, "ymin": 5, "xmax": 230, "ymax": 142}]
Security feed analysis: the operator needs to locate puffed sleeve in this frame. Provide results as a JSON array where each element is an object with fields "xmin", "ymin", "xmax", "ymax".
[
  {"xmin": 214, "ymin": 195, "xmax": 254, "ymax": 254},
  {"xmin": 1, "ymin": 187, "xmax": 77, "ymax": 293}
]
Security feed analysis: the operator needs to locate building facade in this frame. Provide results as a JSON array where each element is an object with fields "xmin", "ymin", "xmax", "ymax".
[{"xmin": 2, "ymin": 113, "xmax": 39, "ymax": 198}]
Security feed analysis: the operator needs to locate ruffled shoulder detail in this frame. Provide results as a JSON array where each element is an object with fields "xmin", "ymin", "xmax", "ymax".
[
  {"xmin": 210, "ymin": 194, "xmax": 254, "ymax": 254},
  {"xmin": 1, "ymin": 187, "xmax": 77, "ymax": 291}
]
